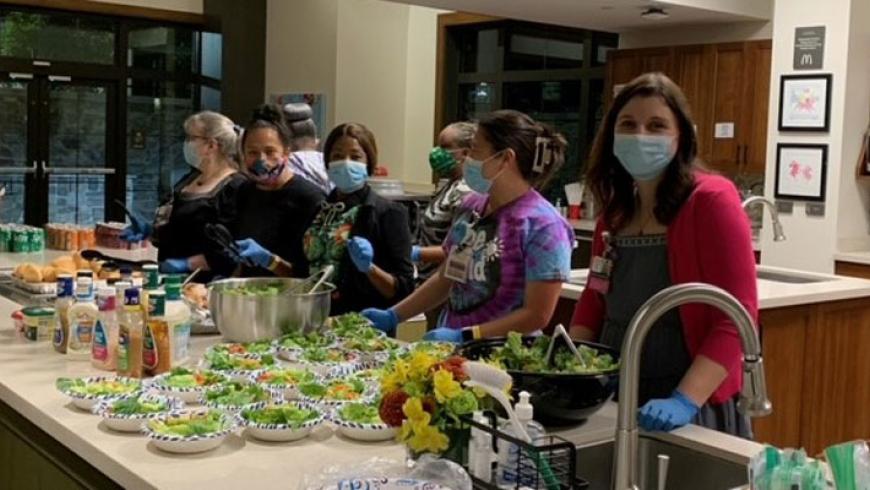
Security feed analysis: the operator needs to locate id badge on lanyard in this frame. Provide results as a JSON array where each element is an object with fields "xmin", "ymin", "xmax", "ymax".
[
  {"xmin": 588, "ymin": 231, "xmax": 616, "ymax": 294},
  {"xmin": 443, "ymin": 212, "xmax": 481, "ymax": 284}
]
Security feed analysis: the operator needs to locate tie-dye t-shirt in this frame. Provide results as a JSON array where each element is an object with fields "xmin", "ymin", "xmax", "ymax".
[{"xmin": 441, "ymin": 189, "xmax": 574, "ymax": 329}]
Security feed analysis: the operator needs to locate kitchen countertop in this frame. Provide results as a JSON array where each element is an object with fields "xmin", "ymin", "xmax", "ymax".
[
  {"xmin": 560, "ymin": 264, "xmax": 870, "ymax": 308},
  {"xmin": 834, "ymin": 250, "xmax": 870, "ymax": 266},
  {"xmin": 0, "ymin": 247, "xmax": 157, "ymax": 270}
]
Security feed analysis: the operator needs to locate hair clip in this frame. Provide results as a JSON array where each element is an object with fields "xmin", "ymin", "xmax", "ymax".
[
  {"xmin": 232, "ymin": 124, "xmax": 243, "ymax": 135},
  {"xmin": 533, "ymin": 136, "xmax": 554, "ymax": 173}
]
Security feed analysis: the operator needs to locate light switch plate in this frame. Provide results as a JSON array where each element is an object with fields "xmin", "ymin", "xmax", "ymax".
[
  {"xmin": 776, "ymin": 200, "xmax": 794, "ymax": 214},
  {"xmin": 806, "ymin": 203, "xmax": 826, "ymax": 216}
]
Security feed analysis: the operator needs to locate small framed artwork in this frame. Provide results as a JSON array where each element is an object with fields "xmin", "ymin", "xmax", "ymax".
[
  {"xmin": 778, "ymin": 73, "xmax": 832, "ymax": 132},
  {"xmin": 774, "ymin": 143, "xmax": 827, "ymax": 202}
]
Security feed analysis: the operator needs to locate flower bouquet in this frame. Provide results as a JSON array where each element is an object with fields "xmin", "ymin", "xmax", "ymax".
[{"xmin": 378, "ymin": 352, "xmax": 489, "ymax": 462}]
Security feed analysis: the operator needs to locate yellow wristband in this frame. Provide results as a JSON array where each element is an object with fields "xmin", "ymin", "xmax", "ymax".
[
  {"xmin": 471, "ymin": 325, "xmax": 482, "ymax": 340},
  {"xmin": 267, "ymin": 255, "xmax": 281, "ymax": 272}
]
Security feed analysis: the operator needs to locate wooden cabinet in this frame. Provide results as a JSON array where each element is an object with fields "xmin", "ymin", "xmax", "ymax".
[
  {"xmin": 604, "ymin": 40, "xmax": 772, "ymax": 177},
  {"xmin": 835, "ymin": 261, "xmax": 870, "ymax": 279}
]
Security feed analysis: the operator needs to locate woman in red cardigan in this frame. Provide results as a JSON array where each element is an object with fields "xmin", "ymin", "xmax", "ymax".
[{"xmin": 570, "ymin": 73, "xmax": 757, "ymax": 437}]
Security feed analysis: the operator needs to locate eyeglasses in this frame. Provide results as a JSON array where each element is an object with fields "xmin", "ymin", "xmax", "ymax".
[{"xmin": 185, "ymin": 134, "xmax": 210, "ymax": 143}]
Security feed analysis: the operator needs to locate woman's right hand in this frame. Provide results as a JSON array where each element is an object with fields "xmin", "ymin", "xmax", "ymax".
[
  {"xmin": 361, "ymin": 308, "xmax": 399, "ymax": 334},
  {"xmin": 119, "ymin": 209, "xmax": 153, "ymax": 242},
  {"xmin": 234, "ymin": 239, "xmax": 274, "ymax": 269}
]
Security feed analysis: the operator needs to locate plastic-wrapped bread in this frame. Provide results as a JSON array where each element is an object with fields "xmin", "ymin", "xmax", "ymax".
[
  {"xmin": 19, "ymin": 263, "xmax": 43, "ymax": 283},
  {"xmin": 41, "ymin": 266, "xmax": 58, "ymax": 283},
  {"xmin": 51, "ymin": 256, "xmax": 76, "ymax": 274},
  {"xmin": 73, "ymin": 252, "xmax": 89, "ymax": 271}
]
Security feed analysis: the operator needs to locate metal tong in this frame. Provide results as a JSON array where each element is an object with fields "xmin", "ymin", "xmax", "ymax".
[
  {"xmin": 544, "ymin": 323, "xmax": 590, "ymax": 370},
  {"xmin": 204, "ymin": 223, "xmax": 255, "ymax": 268},
  {"xmin": 291, "ymin": 264, "xmax": 335, "ymax": 294}
]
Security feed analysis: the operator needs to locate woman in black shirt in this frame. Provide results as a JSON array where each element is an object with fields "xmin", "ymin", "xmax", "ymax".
[
  {"xmin": 303, "ymin": 122, "xmax": 414, "ymax": 314},
  {"xmin": 122, "ymin": 111, "xmax": 245, "ymax": 282},
  {"xmin": 230, "ymin": 104, "xmax": 325, "ymax": 277}
]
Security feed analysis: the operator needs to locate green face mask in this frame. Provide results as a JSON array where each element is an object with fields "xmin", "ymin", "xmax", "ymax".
[{"xmin": 429, "ymin": 147, "xmax": 457, "ymax": 176}]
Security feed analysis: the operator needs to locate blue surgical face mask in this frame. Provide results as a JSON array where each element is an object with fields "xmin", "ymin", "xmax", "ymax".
[
  {"xmin": 463, "ymin": 151, "xmax": 504, "ymax": 194},
  {"xmin": 613, "ymin": 134, "xmax": 676, "ymax": 181},
  {"xmin": 183, "ymin": 140, "xmax": 201, "ymax": 169},
  {"xmin": 328, "ymin": 159, "xmax": 368, "ymax": 193}
]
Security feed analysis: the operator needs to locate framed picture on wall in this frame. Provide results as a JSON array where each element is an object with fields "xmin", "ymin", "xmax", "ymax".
[
  {"xmin": 778, "ymin": 74, "xmax": 832, "ymax": 132},
  {"xmin": 774, "ymin": 143, "xmax": 828, "ymax": 201}
]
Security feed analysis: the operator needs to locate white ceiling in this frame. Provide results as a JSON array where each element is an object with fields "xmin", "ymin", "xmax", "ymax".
[{"xmin": 385, "ymin": 0, "xmax": 772, "ymax": 32}]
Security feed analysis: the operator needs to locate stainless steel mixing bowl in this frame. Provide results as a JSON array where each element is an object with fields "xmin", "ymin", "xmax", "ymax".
[{"xmin": 208, "ymin": 277, "xmax": 335, "ymax": 342}]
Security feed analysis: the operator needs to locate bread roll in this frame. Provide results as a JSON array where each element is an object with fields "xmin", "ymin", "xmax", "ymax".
[
  {"xmin": 20, "ymin": 263, "xmax": 42, "ymax": 283},
  {"xmin": 41, "ymin": 266, "xmax": 57, "ymax": 283}
]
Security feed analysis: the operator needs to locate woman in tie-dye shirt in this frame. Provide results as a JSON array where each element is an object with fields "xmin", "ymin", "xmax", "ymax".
[{"xmin": 362, "ymin": 110, "xmax": 574, "ymax": 343}]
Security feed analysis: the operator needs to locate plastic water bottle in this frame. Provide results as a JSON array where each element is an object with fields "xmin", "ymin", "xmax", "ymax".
[{"xmin": 497, "ymin": 391, "xmax": 545, "ymax": 488}]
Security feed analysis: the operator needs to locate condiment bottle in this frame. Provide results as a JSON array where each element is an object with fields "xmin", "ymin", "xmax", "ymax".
[
  {"xmin": 91, "ymin": 287, "xmax": 118, "ymax": 371},
  {"xmin": 117, "ymin": 288, "xmax": 145, "ymax": 378},
  {"xmin": 52, "ymin": 274, "xmax": 74, "ymax": 354}
]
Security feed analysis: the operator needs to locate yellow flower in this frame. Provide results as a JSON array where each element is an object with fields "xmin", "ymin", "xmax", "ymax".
[
  {"xmin": 402, "ymin": 397, "xmax": 431, "ymax": 426},
  {"xmin": 433, "ymin": 369, "xmax": 462, "ymax": 403},
  {"xmin": 408, "ymin": 352, "xmax": 437, "ymax": 380},
  {"xmin": 381, "ymin": 359, "xmax": 409, "ymax": 392},
  {"xmin": 407, "ymin": 424, "xmax": 449, "ymax": 454}
]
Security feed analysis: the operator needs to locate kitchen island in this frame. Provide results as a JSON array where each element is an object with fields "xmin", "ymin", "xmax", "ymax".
[{"xmin": 557, "ymin": 264, "xmax": 870, "ymax": 456}]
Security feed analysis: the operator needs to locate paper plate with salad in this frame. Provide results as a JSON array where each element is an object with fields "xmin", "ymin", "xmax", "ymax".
[
  {"xmin": 201, "ymin": 381, "xmax": 278, "ymax": 412},
  {"xmin": 276, "ymin": 330, "xmax": 337, "ymax": 362},
  {"xmin": 202, "ymin": 350, "xmax": 279, "ymax": 381},
  {"xmin": 298, "ymin": 377, "xmax": 369, "ymax": 406},
  {"xmin": 253, "ymin": 367, "xmax": 318, "ymax": 400},
  {"xmin": 330, "ymin": 400, "xmax": 396, "ymax": 442},
  {"xmin": 94, "ymin": 393, "xmax": 184, "ymax": 433},
  {"xmin": 144, "ymin": 408, "xmax": 236, "ymax": 454},
  {"xmin": 295, "ymin": 347, "xmax": 360, "ymax": 377},
  {"xmin": 150, "ymin": 367, "xmax": 229, "ymax": 404},
  {"xmin": 236, "ymin": 401, "xmax": 324, "ymax": 442},
  {"xmin": 56, "ymin": 376, "xmax": 142, "ymax": 411},
  {"xmin": 329, "ymin": 312, "xmax": 385, "ymax": 340},
  {"xmin": 206, "ymin": 340, "xmax": 275, "ymax": 359}
]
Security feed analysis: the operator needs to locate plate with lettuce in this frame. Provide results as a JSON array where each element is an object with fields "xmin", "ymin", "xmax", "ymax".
[
  {"xmin": 150, "ymin": 367, "xmax": 229, "ymax": 404},
  {"xmin": 56, "ymin": 376, "xmax": 142, "ymax": 411},
  {"xmin": 331, "ymin": 401, "xmax": 396, "ymax": 442},
  {"xmin": 94, "ymin": 393, "xmax": 184, "ymax": 432},
  {"xmin": 237, "ymin": 401, "xmax": 324, "ymax": 442},
  {"xmin": 144, "ymin": 408, "xmax": 236, "ymax": 454}
]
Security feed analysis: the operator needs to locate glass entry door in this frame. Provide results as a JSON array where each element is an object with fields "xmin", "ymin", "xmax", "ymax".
[{"xmin": 0, "ymin": 71, "xmax": 115, "ymax": 225}]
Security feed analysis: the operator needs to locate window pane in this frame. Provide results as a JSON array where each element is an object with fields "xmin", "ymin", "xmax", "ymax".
[
  {"xmin": 0, "ymin": 10, "xmax": 114, "ymax": 64},
  {"xmin": 455, "ymin": 28, "xmax": 499, "ymax": 73},
  {"xmin": 126, "ymin": 80, "xmax": 194, "ymax": 221},
  {"xmin": 201, "ymin": 31, "xmax": 222, "ymax": 80},
  {"xmin": 592, "ymin": 33, "xmax": 619, "ymax": 67},
  {"xmin": 128, "ymin": 26, "xmax": 195, "ymax": 73},
  {"xmin": 505, "ymin": 33, "xmax": 584, "ymax": 71},
  {"xmin": 0, "ymin": 81, "xmax": 28, "ymax": 223},
  {"xmin": 48, "ymin": 83, "xmax": 107, "ymax": 169},
  {"xmin": 200, "ymin": 85, "xmax": 221, "ymax": 111},
  {"xmin": 457, "ymin": 82, "xmax": 496, "ymax": 121},
  {"xmin": 49, "ymin": 175, "xmax": 105, "ymax": 225}
]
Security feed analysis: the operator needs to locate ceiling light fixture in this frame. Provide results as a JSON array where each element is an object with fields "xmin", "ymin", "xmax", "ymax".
[{"xmin": 641, "ymin": 7, "xmax": 669, "ymax": 20}]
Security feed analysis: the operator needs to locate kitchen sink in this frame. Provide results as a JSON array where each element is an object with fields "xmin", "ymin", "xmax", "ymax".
[
  {"xmin": 755, "ymin": 270, "xmax": 832, "ymax": 284},
  {"xmin": 575, "ymin": 435, "xmax": 748, "ymax": 490}
]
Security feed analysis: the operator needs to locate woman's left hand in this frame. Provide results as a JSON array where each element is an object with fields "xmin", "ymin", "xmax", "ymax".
[
  {"xmin": 423, "ymin": 327, "xmax": 462, "ymax": 343},
  {"xmin": 348, "ymin": 236, "xmax": 374, "ymax": 272},
  {"xmin": 638, "ymin": 390, "xmax": 699, "ymax": 432},
  {"xmin": 160, "ymin": 258, "xmax": 190, "ymax": 273}
]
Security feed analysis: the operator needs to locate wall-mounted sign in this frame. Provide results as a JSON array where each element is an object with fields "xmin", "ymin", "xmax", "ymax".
[
  {"xmin": 714, "ymin": 122, "xmax": 735, "ymax": 139},
  {"xmin": 794, "ymin": 26, "xmax": 825, "ymax": 70}
]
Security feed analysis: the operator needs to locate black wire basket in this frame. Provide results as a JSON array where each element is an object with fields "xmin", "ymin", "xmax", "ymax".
[{"xmin": 461, "ymin": 412, "xmax": 590, "ymax": 490}]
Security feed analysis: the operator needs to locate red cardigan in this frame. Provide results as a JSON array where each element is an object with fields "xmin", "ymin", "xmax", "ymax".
[{"xmin": 571, "ymin": 172, "xmax": 758, "ymax": 404}]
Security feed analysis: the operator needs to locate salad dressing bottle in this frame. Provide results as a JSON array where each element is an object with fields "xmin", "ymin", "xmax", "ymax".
[
  {"xmin": 67, "ymin": 270, "xmax": 97, "ymax": 360},
  {"xmin": 117, "ymin": 288, "xmax": 145, "ymax": 378},
  {"xmin": 91, "ymin": 287, "xmax": 118, "ymax": 371},
  {"xmin": 52, "ymin": 274, "xmax": 75, "ymax": 354},
  {"xmin": 144, "ymin": 290, "xmax": 171, "ymax": 376},
  {"xmin": 164, "ymin": 276, "xmax": 192, "ymax": 366}
]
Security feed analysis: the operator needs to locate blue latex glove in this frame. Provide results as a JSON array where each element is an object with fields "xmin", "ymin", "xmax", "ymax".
[
  {"xmin": 160, "ymin": 258, "xmax": 190, "ymax": 274},
  {"xmin": 361, "ymin": 308, "xmax": 399, "ymax": 334},
  {"xmin": 411, "ymin": 245, "xmax": 422, "ymax": 262},
  {"xmin": 120, "ymin": 209, "xmax": 153, "ymax": 242},
  {"xmin": 423, "ymin": 327, "xmax": 463, "ymax": 344},
  {"xmin": 347, "ymin": 236, "xmax": 374, "ymax": 273},
  {"xmin": 638, "ymin": 390, "xmax": 699, "ymax": 432},
  {"xmin": 235, "ymin": 239, "xmax": 274, "ymax": 269}
]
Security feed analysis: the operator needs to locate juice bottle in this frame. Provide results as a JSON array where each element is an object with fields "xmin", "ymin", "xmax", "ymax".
[
  {"xmin": 144, "ymin": 290, "xmax": 171, "ymax": 376},
  {"xmin": 141, "ymin": 263, "xmax": 159, "ymax": 306},
  {"xmin": 91, "ymin": 287, "xmax": 118, "ymax": 371},
  {"xmin": 52, "ymin": 274, "xmax": 74, "ymax": 354},
  {"xmin": 67, "ymin": 270, "xmax": 96, "ymax": 360},
  {"xmin": 117, "ymin": 288, "xmax": 144, "ymax": 378},
  {"xmin": 164, "ymin": 275, "xmax": 192, "ymax": 366}
]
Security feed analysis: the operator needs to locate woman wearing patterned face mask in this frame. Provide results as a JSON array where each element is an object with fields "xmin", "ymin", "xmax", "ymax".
[
  {"xmin": 362, "ymin": 110, "xmax": 574, "ymax": 343},
  {"xmin": 302, "ymin": 122, "xmax": 414, "ymax": 315},
  {"xmin": 120, "ymin": 111, "xmax": 246, "ymax": 281},
  {"xmin": 229, "ymin": 104, "xmax": 325, "ymax": 277},
  {"xmin": 570, "ymin": 73, "xmax": 757, "ymax": 437}
]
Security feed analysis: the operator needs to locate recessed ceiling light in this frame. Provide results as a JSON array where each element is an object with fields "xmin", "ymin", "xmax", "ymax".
[{"xmin": 641, "ymin": 7, "xmax": 669, "ymax": 20}]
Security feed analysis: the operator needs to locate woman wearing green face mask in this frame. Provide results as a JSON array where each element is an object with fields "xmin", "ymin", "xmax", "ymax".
[
  {"xmin": 414, "ymin": 122, "xmax": 475, "ymax": 328},
  {"xmin": 570, "ymin": 73, "xmax": 757, "ymax": 438}
]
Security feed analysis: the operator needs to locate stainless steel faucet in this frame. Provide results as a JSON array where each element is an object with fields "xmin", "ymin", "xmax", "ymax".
[
  {"xmin": 613, "ymin": 283, "xmax": 772, "ymax": 490},
  {"xmin": 742, "ymin": 196, "xmax": 786, "ymax": 242}
]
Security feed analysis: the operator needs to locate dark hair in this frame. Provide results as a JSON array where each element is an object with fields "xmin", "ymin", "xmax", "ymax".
[
  {"xmin": 241, "ymin": 104, "xmax": 292, "ymax": 150},
  {"xmin": 586, "ymin": 72, "xmax": 700, "ymax": 232},
  {"xmin": 322, "ymin": 123, "xmax": 378, "ymax": 176},
  {"xmin": 283, "ymin": 103, "xmax": 317, "ymax": 141},
  {"xmin": 476, "ymin": 110, "xmax": 567, "ymax": 190}
]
